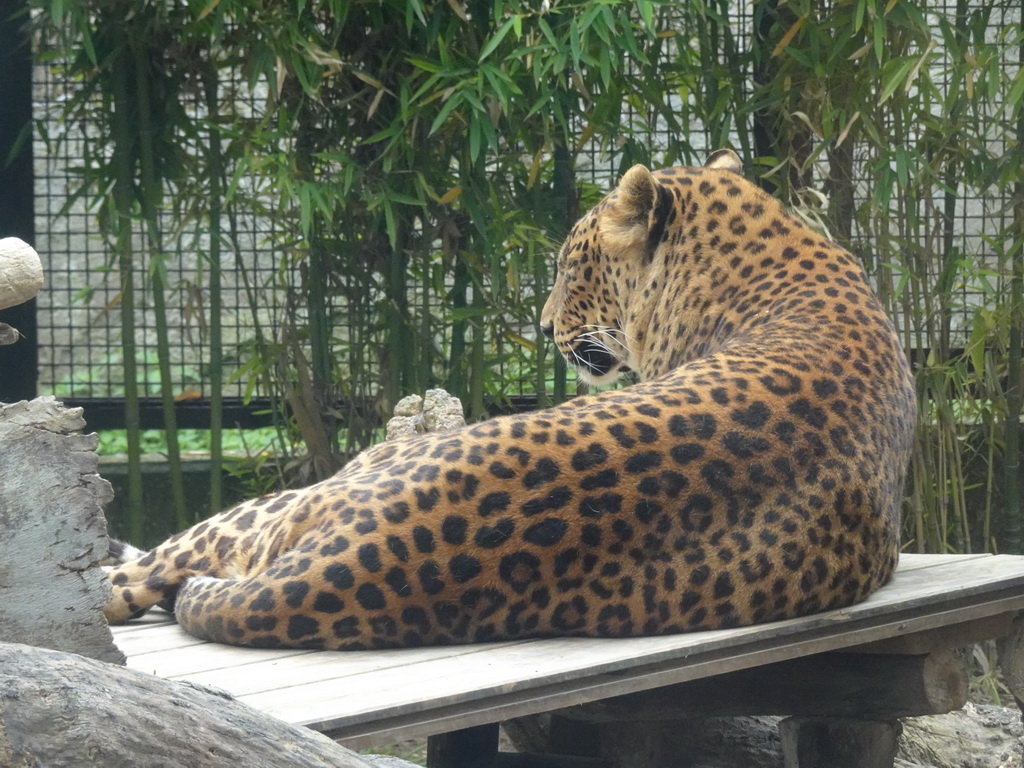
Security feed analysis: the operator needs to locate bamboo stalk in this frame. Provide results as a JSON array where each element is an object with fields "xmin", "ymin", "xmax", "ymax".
[
  {"xmin": 294, "ymin": 114, "xmax": 336, "ymax": 460},
  {"xmin": 204, "ymin": 60, "xmax": 224, "ymax": 516},
  {"xmin": 308, "ymin": 221, "xmax": 331, "ymax": 407},
  {"xmin": 226, "ymin": 199, "xmax": 290, "ymax": 485},
  {"xmin": 550, "ymin": 142, "xmax": 573, "ymax": 404},
  {"xmin": 1002, "ymin": 3, "xmax": 1024, "ymax": 553},
  {"xmin": 385, "ymin": 223, "xmax": 413, "ymax": 410},
  {"xmin": 533, "ymin": 239, "xmax": 551, "ymax": 409},
  {"xmin": 447, "ymin": 256, "xmax": 470, "ymax": 400},
  {"xmin": 345, "ymin": 245, "xmax": 367, "ymax": 456},
  {"xmin": 469, "ymin": 279, "xmax": 486, "ymax": 419},
  {"xmin": 109, "ymin": 44, "xmax": 144, "ymax": 544},
  {"xmin": 418, "ymin": 240, "xmax": 432, "ymax": 393},
  {"xmin": 132, "ymin": 35, "xmax": 188, "ymax": 531}
]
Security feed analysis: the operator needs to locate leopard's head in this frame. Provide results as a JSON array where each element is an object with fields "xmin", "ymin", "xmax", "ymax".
[{"xmin": 540, "ymin": 150, "xmax": 743, "ymax": 385}]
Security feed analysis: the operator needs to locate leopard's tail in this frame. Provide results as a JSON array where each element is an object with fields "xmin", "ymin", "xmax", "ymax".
[{"xmin": 104, "ymin": 538, "xmax": 149, "ymax": 566}]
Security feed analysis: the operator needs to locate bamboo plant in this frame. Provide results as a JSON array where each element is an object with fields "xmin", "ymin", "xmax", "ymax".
[{"xmin": 31, "ymin": 0, "xmax": 1024, "ymax": 557}]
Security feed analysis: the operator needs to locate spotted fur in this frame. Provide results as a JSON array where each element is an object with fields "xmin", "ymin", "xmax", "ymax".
[{"xmin": 104, "ymin": 151, "xmax": 916, "ymax": 649}]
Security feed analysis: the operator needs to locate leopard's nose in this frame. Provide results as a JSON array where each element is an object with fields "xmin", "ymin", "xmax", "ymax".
[{"xmin": 540, "ymin": 323, "xmax": 555, "ymax": 340}]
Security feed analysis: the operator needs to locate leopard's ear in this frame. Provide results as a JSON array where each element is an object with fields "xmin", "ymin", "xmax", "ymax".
[
  {"xmin": 602, "ymin": 164, "xmax": 667, "ymax": 258},
  {"xmin": 615, "ymin": 164, "xmax": 659, "ymax": 220},
  {"xmin": 704, "ymin": 148, "xmax": 742, "ymax": 174}
]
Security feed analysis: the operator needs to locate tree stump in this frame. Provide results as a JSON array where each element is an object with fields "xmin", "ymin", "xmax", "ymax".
[{"xmin": 0, "ymin": 397, "xmax": 123, "ymax": 663}]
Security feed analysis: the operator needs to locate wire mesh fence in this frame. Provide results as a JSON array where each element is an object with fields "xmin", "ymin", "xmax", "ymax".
[
  {"xmin": 27, "ymin": 1, "xmax": 1024, "ymax": 411},
  {"xmin": 17, "ymin": 0, "xmax": 1024, "ymax": 552},
  {"xmin": 32, "ymin": 49, "xmax": 289, "ymax": 402}
]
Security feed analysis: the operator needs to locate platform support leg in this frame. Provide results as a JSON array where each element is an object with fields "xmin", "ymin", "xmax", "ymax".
[
  {"xmin": 779, "ymin": 717, "xmax": 901, "ymax": 768},
  {"xmin": 998, "ymin": 613, "xmax": 1024, "ymax": 712},
  {"xmin": 427, "ymin": 723, "xmax": 500, "ymax": 768},
  {"xmin": 548, "ymin": 715, "xmax": 603, "ymax": 758}
]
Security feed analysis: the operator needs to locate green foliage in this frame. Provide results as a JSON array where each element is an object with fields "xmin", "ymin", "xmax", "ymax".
[
  {"xmin": 35, "ymin": 0, "xmax": 681, "ymax": 481},
  {"xmin": 754, "ymin": 1, "xmax": 1024, "ymax": 554},
  {"xmin": 31, "ymin": 0, "xmax": 1024, "ymax": 556}
]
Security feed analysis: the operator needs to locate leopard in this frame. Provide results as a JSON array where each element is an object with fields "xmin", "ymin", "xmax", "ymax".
[{"xmin": 104, "ymin": 149, "xmax": 916, "ymax": 650}]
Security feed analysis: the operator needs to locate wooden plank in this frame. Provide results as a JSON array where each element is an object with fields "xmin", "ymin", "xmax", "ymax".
[
  {"xmin": 319, "ymin": 559, "xmax": 1024, "ymax": 745},
  {"xmin": 109, "ymin": 554, "xmax": 1024, "ymax": 749},
  {"xmin": 113, "ymin": 623, "xmax": 209, "ymax": 657},
  {"xmin": 851, "ymin": 613, "xmax": 1016, "ymax": 654},
  {"xmin": 127, "ymin": 643, "xmax": 317, "ymax": 679},
  {"xmin": 247, "ymin": 560, "xmax": 1024, "ymax": 741},
  {"xmin": 897, "ymin": 552, "xmax": 991, "ymax": 573},
  {"xmin": 107, "ymin": 611, "xmax": 175, "ymax": 633},
  {"xmin": 897, "ymin": 553, "xmax": 991, "ymax": 570},
  {"xmin": 563, "ymin": 649, "xmax": 967, "ymax": 721},
  {"xmin": 177, "ymin": 641, "xmax": 532, "ymax": 697}
]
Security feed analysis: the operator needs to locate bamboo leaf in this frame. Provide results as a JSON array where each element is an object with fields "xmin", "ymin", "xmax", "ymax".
[
  {"xmin": 445, "ymin": 0, "xmax": 469, "ymax": 22},
  {"xmin": 835, "ymin": 111, "xmax": 861, "ymax": 147},
  {"xmin": 469, "ymin": 114, "xmax": 482, "ymax": 162},
  {"xmin": 879, "ymin": 56, "xmax": 917, "ymax": 104},
  {"xmin": 636, "ymin": 1, "xmax": 655, "ymax": 30},
  {"xmin": 848, "ymin": 41, "xmax": 873, "ymax": 60},
  {"xmin": 439, "ymin": 186, "xmax": 462, "ymax": 204},
  {"xmin": 479, "ymin": 17, "xmax": 515, "ymax": 63},
  {"xmin": 352, "ymin": 70, "xmax": 384, "ymax": 89},
  {"xmin": 383, "ymin": 199, "xmax": 397, "ymax": 247},
  {"xmin": 197, "ymin": 0, "xmax": 220, "ymax": 21},
  {"xmin": 1005, "ymin": 67, "xmax": 1024, "ymax": 120},
  {"xmin": 429, "ymin": 92, "xmax": 463, "ymax": 135},
  {"xmin": 406, "ymin": 0, "xmax": 426, "ymax": 27},
  {"xmin": 854, "ymin": 0, "xmax": 867, "ymax": 32},
  {"xmin": 505, "ymin": 331, "xmax": 536, "ymax": 351},
  {"xmin": 537, "ymin": 16, "xmax": 558, "ymax": 46},
  {"xmin": 772, "ymin": 16, "xmax": 806, "ymax": 57},
  {"xmin": 386, "ymin": 190, "xmax": 422, "ymax": 206},
  {"xmin": 873, "ymin": 14, "xmax": 886, "ymax": 64},
  {"xmin": 569, "ymin": 22, "xmax": 582, "ymax": 69},
  {"xmin": 407, "ymin": 57, "xmax": 442, "ymax": 74},
  {"xmin": 367, "ymin": 87, "xmax": 385, "ymax": 119},
  {"xmin": 527, "ymin": 149, "xmax": 543, "ymax": 189}
]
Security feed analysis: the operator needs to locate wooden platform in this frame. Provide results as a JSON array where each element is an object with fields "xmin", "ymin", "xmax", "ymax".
[{"xmin": 111, "ymin": 553, "xmax": 1024, "ymax": 752}]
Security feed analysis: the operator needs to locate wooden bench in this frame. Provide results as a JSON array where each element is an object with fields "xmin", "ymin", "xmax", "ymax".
[{"xmin": 111, "ymin": 553, "xmax": 1024, "ymax": 768}]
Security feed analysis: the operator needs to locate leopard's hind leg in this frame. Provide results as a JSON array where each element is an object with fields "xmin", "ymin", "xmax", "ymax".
[
  {"xmin": 103, "ymin": 487, "xmax": 310, "ymax": 624},
  {"xmin": 169, "ymin": 533, "xmax": 380, "ymax": 650}
]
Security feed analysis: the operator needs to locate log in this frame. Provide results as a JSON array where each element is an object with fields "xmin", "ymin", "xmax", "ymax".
[
  {"xmin": 0, "ymin": 642, "xmax": 409, "ymax": 768},
  {"xmin": 0, "ymin": 397, "xmax": 123, "ymax": 663},
  {"xmin": 560, "ymin": 650, "xmax": 967, "ymax": 722}
]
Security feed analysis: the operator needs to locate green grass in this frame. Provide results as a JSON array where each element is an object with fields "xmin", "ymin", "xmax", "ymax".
[{"xmin": 95, "ymin": 427, "xmax": 283, "ymax": 456}]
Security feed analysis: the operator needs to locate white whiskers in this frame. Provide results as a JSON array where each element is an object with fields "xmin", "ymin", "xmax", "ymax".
[{"xmin": 577, "ymin": 324, "xmax": 632, "ymax": 354}]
